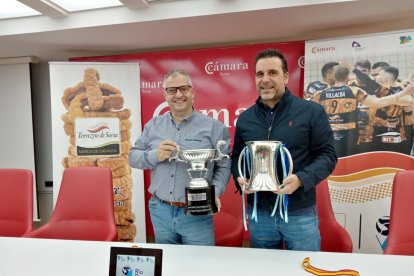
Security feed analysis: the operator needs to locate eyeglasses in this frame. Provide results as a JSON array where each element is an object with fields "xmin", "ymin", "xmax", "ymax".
[{"xmin": 165, "ymin": 85, "xmax": 192, "ymax": 95}]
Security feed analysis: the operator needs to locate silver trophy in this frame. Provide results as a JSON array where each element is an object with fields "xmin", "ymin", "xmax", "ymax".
[
  {"xmin": 169, "ymin": 140, "xmax": 229, "ymax": 215},
  {"xmin": 238, "ymin": 141, "xmax": 293, "ymax": 192}
]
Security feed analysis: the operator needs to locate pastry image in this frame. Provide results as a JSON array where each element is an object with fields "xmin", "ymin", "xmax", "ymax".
[{"xmin": 60, "ymin": 68, "xmax": 136, "ymax": 242}]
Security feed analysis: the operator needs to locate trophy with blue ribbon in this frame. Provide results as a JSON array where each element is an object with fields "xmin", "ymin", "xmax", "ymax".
[{"xmin": 237, "ymin": 140, "xmax": 293, "ymax": 229}]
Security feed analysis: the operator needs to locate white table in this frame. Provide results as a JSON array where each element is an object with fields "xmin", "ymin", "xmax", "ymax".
[{"xmin": 0, "ymin": 237, "xmax": 413, "ymax": 275}]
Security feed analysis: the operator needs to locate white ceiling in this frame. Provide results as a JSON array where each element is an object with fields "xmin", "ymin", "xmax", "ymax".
[{"xmin": 1, "ymin": 0, "xmax": 414, "ymax": 62}]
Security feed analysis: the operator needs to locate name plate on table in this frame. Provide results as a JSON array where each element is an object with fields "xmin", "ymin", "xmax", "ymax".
[{"xmin": 109, "ymin": 247, "xmax": 163, "ymax": 276}]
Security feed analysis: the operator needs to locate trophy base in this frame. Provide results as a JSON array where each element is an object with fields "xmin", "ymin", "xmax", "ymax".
[{"xmin": 185, "ymin": 186, "xmax": 217, "ymax": 216}]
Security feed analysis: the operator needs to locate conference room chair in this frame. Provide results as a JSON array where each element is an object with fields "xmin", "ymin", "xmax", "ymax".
[
  {"xmin": 316, "ymin": 179, "xmax": 353, "ymax": 253},
  {"xmin": 214, "ymin": 211, "xmax": 244, "ymax": 247},
  {"xmin": 24, "ymin": 167, "xmax": 117, "ymax": 241},
  {"xmin": 384, "ymin": 170, "xmax": 414, "ymax": 255},
  {"xmin": 0, "ymin": 169, "xmax": 33, "ymax": 237}
]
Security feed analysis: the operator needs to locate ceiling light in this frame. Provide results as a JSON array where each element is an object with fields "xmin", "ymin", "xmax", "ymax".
[
  {"xmin": 49, "ymin": 0, "xmax": 122, "ymax": 12},
  {"xmin": 0, "ymin": 0, "xmax": 40, "ymax": 20}
]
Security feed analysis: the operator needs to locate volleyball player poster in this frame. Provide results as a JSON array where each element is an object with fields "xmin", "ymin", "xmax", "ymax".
[{"xmin": 305, "ymin": 29, "xmax": 414, "ymax": 253}]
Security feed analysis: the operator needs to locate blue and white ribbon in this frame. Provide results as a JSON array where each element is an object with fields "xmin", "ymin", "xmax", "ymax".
[{"xmin": 271, "ymin": 144, "xmax": 290, "ymax": 223}]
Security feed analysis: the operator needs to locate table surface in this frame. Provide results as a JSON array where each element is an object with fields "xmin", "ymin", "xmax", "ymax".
[{"xmin": 0, "ymin": 237, "xmax": 413, "ymax": 275}]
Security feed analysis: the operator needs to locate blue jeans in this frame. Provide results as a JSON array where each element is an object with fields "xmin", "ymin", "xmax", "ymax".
[
  {"xmin": 149, "ymin": 196, "xmax": 215, "ymax": 245},
  {"xmin": 248, "ymin": 204, "xmax": 320, "ymax": 251}
]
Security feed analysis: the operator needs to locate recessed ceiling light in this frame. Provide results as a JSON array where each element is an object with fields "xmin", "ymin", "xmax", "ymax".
[
  {"xmin": 0, "ymin": 0, "xmax": 40, "ymax": 20},
  {"xmin": 46, "ymin": 0, "xmax": 122, "ymax": 12}
]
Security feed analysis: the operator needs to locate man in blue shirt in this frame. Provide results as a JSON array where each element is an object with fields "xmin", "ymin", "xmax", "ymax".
[{"xmin": 129, "ymin": 69, "xmax": 231, "ymax": 245}]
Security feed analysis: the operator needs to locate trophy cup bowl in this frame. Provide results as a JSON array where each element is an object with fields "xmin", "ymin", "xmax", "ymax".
[
  {"xmin": 238, "ymin": 140, "xmax": 293, "ymax": 192},
  {"xmin": 170, "ymin": 141, "xmax": 229, "ymax": 215}
]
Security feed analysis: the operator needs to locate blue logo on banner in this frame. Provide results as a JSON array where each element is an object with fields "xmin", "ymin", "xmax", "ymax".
[
  {"xmin": 352, "ymin": 41, "xmax": 362, "ymax": 48},
  {"xmin": 375, "ymin": 216, "xmax": 390, "ymax": 251}
]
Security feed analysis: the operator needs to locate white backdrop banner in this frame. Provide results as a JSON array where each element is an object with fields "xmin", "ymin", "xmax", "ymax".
[
  {"xmin": 305, "ymin": 29, "xmax": 414, "ymax": 253},
  {"xmin": 0, "ymin": 62, "xmax": 38, "ymax": 220},
  {"xmin": 49, "ymin": 62, "xmax": 145, "ymax": 242}
]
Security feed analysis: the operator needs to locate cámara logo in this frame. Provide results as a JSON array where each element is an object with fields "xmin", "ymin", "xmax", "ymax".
[
  {"xmin": 311, "ymin": 45, "xmax": 336, "ymax": 54},
  {"xmin": 297, "ymin": 56, "xmax": 305, "ymax": 69},
  {"xmin": 204, "ymin": 61, "xmax": 248, "ymax": 75}
]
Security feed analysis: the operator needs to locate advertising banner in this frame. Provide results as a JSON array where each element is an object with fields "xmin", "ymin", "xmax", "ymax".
[
  {"xmin": 305, "ymin": 29, "xmax": 414, "ymax": 253},
  {"xmin": 49, "ymin": 62, "xmax": 145, "ymax": 242},
  {"xmin": 72, "ymin": 41, "xmax": 305, "ymax": 238}
]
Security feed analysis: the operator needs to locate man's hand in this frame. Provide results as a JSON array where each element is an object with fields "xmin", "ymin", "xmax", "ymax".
[
  {"xmin": 400, "ymin": 83, "xmax": 414, "ymax": 97},
  {"xmin": 156, "ymin": 140, "xmax": 177, "ymax": 162},
  {"xmin": 274, "ymin": 174, "xmax": 302, "ymax": 195},
  {"xmin": 215, "ymin": 197, "xmax": 221, "ymax": 212},
  {"xmin": 237, "ymin": 177, "xmax": 254, "ymax": 194}
]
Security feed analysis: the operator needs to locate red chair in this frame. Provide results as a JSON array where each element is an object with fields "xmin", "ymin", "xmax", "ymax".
[
  {"xmin": 24, "ymin": 167, "xmax": 117, "ymax": 241},
  {"xmin": 214, "ymin": 211, "xmax": 244, "ymax": 247},
  {"xmin": 316, "ymin": 179, "xmax": 353, "ymax": 253},
  {"xmin": 384, "ymin": 170, "xmax": 414, "ymax": 255},
  {"xmin": 0, "ymin": 169, "xmax": 33, "ymax": 237}
]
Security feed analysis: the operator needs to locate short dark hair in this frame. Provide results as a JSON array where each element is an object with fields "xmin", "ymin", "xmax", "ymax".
[
  {"xmin": 254, "ymin": 48, "xmax": 288, "ymax": 73},
  {"xmin": 162, "ymin": 69, "xmax": 192, "ymax": 89},
  {"xmin": 354, "ymin": 59, "xmax": 371, "ymax": 70},
  {"xmin": 321, "ymin": 62, "xmax": 339, "ymax": 78},
  {"xmin": 372, "ymin": 62, "xmax": 389, "ymax": 70},
  {"xmin": 334, "ymin": 66, "xmax": 350, "ymax": 82},
  {"xmin": 382, "ymin": 66, "xmax": 399, "ymax": 81}
]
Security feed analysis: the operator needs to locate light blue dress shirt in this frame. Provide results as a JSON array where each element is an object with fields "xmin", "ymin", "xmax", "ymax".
[{"xmin": 129, "ymin": 110, "xmax": 231, "ymax": 203}]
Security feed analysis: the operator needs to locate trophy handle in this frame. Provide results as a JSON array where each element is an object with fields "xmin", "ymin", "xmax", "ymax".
[
  {"xmin": 214, "ymin": 140, "xmax": 230, "ymax": 160},
  {"xmin": 168, "ymin": 145, "xmax": 185, "ymax": 162},
  {"xmin": 237, "ymin": 148, "xmax": 245, "ymax": 182},
  {"xmin": 237, "ymin": 146, "xmax": 250, "ymax": 185}
]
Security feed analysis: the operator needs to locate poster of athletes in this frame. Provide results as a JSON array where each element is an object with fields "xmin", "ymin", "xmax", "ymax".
[
  {"xmin": 305, "ymin": 29, "xmax": 414, "ymax": 253},
  {"xmin": 49, "ymin": 62, "xmax": 146, "ymax": 242}
]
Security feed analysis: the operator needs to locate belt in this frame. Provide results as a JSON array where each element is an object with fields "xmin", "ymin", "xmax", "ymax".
[{"xmin": 153, "ymin": 195, "xmax": 186, "ymax": 208}]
